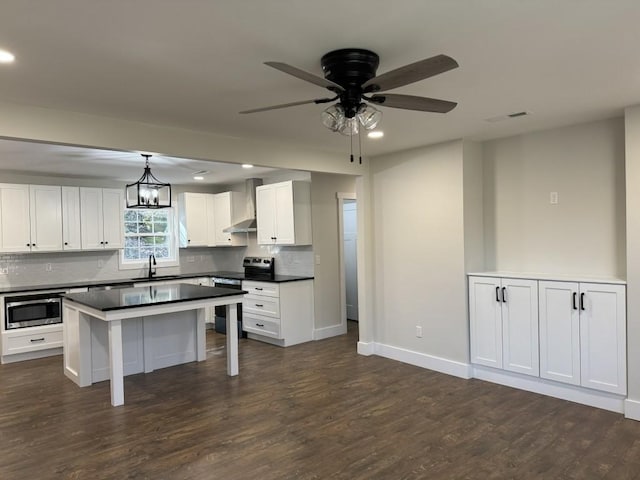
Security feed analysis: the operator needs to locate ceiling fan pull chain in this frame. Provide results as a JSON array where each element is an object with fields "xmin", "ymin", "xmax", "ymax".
[
  {"xmin": 358, "ymin": 128, "xmax": 362, "ymax": 165},
  {"xmin": 350, "ymin": 131, "xmax": 354, "ymax": 163}
]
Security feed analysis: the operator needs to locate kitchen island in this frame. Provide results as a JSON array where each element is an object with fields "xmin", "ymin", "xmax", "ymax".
[{"xmin": 62, "ymin": 283, "xmax": 246, "ymax": 406}]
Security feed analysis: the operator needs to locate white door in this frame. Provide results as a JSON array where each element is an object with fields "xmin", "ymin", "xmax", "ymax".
[
  {"xmin": 30, "ymin": 185, "xmax": 63, "ymax": 252},
  {"xmin": 539, "ymin": 281, "xmax": 581, "ymax": 385},
  {"xmin": 80, "ymin": 187, "xmax": 105, "ymax": 249},
  {"xmin": 469, "ymin": 276, "xmax": 503, "ymax": 368},
  {"xmin": 183, "ymin": 193, "xmax": 208, "ymax": 246},
  {"xmin": 501, "ymin": 278, "xmax": 539, "ymax": 376},
  {"xmin": 343, "ymin": 200, "xmax": 358, "ymax": 321},
  {"xmin": 213, "ymin": 193, "xmax": 232, "ymax": 245},
  {"xmin": 62, "ymin": 186, "xmax": 82, "ymax": 250},
  {"xmin": 256, "ymin": 185, "xmax": 276, "ymax": 244},
  {"xmin": 0, "ymin": 183, "xmax": 31, "ymax": 252},
  {"xmin": 579, "ymin": 283, "xmax": 627, "ymax": 395},
  {"xmin": 274, "ymin": 181, "xmax": 295, "ymax": 244},
  {"xmin": 102, "ymin": 188, "xmax": 124, "ymax": 249}
]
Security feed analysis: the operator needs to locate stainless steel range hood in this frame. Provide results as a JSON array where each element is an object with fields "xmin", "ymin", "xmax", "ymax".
[{"xmin": 223, "ymin": 178, "xmax": 263, "ymax": 233}]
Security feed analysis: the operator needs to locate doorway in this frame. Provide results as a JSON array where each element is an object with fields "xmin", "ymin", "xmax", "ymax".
[{"xmin": 338, "ymin": 193, "xmax": 358, "ymax": 329}]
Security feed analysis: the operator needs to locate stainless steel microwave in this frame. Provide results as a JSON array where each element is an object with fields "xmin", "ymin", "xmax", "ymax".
[{"xmin": 5, "ymin": 293, "xmax": 62, "ymax": 330}]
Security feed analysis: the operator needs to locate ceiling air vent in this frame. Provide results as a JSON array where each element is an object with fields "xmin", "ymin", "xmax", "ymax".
[{"xmin": 485, "ymin": 111, "xmax": 530, "ymax": 122}]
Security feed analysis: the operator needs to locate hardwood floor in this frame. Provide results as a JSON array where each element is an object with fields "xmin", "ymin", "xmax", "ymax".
[{"xmin": 2, "ymin": 321, "xmax": 640, "ymax": 479}]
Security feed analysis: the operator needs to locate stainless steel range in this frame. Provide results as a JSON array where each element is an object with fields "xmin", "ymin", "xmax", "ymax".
[{"xmin": 211, "ymin": 257, "xmax": 275, "ymax": 336}]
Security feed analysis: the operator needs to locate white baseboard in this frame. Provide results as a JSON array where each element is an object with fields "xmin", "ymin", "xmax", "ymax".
[
  {"xmin": 473, "ymin": 365, "xmax": 625, "ymax": 413},
  {"xmin": 314, "ymin": 323, "xmax": 347, "ymax": 341},
  {"xmin": 357, "ymin": 341, "xmax": 375, "ymax": 356},
  {"xmin": 1, "ymin": 347, "xmax": 62, "ymax": 364},
  {"xmin": 624, "ymin": 398, "xmax": 640, "ymax": 421},
  {"xmin": 373, "ymin": 342, "xmax": 472, "ymax": 379}
]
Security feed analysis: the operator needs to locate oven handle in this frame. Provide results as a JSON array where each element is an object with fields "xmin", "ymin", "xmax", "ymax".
[{"xmin": 6, "ymin": 298, "xmax": 61, "ymax": 308}]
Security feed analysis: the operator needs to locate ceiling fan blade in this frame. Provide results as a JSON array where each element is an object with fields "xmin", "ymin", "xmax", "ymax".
[
  {"xmin": 239, "ymin": 97, "xmax": 335, "ymax": 114},
  {"xmin": 362, "ymin": 54, "xmax": 458, "ymax": 93},
  {"xmin": 369, "ymin": 94, "xmax": 457, "ymax": 113},
  {"xmin": 264, "ymin": 62, "xmax": 344, "ymax": 92}
]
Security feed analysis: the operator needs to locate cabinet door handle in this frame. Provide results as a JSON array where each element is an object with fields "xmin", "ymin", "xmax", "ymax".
[
  {"xmin": 105, "ymin": 241, "xmax": 108, "ymax": 244},
  {"xmin": 572, "ymin": 292, "xmax": 577, "ymax": 310},
  {"xmin": 580, "ymin": 292, "xmax": 585, "ymax": 311},
  {"xmin": 256, "ymin": 323, "xmax": 264, "ymax": 327},
  {"xmin": 255, "ymin": 304, "xmax": 263, "ymax": 307},
  {"xmin": 502, "ymin": 287, "xmax": 506, "ymax": 303},
  {"xmin": 255, "ymin": 287, "xmax": 263, "ymax": 291},
  {"xmin": 30, "ymin": 337, "xmax": 45, "ymax": 343},
  {"xmin": 26, "ymin": 243, "xmax": 30, "ymax": 247},
  {"xmin": 64, "ymin": 242, "xmax": 69, "ymax": 246},
  {"xmin": 495, "ymin": 286, "xmax": 500, "ymax": 302}
]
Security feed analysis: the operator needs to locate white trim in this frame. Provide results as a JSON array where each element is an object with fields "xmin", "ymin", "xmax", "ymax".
[
  {"xmin": 337, "ymin": 192, "xmax": 357, "ymax": 200},
  {"xmin": 1, "ymin": 347, "xmax": 62, "ymax": 364},
  {"xmin": 373, "ymin": 342, "xmax": 473, "ymax": 379},
  {"xmin": 473, "ymin": 365, "xmax": 625, "ymax": 413},
  {"xmin": 336, "ymin": 192, "xmax": 357, "ymax": 332},
  {"xmin": 357, "ymin": 341, "xmax": 375, "ymax": 356},
  {"xmin": 624, "ymin": 398, "xmax": 640, "ymax": 421},
  {"xmin": 314, "ymin": 323, "xmax": 347, "ymax": 340}
]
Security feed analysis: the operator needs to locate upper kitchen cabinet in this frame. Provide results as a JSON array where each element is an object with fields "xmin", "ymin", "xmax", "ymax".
[
  {"xmin": 256, "ymin": 180, "xmax": 312, "ymax": 246},
  {"xmin": 80, "ymin": 187, "xmax": 124, "ymax": 250},
  {"xmin": 0, "ymin": 184, "xmax": 63, "ymax": 253},
  {"xmin": 212, "ymin": 192, "xmax": 247, "ymax": 246},
  {"xmin": 178, "ymin": 192, "xmax": 209, "ymax": 247},
  {"xmin": 61, "ymin": 186, "xmax": 81, "ymax": 250}
]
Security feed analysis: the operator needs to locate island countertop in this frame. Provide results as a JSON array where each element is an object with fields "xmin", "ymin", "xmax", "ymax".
[{"xmin": 62, "ymin": 283, "xmax": 247, "ymax": 312}]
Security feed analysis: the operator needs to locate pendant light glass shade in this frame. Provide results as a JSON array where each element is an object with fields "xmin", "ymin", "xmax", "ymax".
[
  {"xmin": 321, "ymin": 104, "xmax": 345, "ymax": 132},
  {"xmin": 356, "ymin": 104, "xmax": 382, "ymax": 130},
  {"xmin": 126, "ymin": 154, "xmax": 172, "ymax": 209},
  {"xmin": 339, "ymin": 117, "xmax": 359, "ymax": 136}
]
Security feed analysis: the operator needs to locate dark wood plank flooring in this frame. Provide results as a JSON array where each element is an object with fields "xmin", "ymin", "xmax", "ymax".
[{"xmin": 2, "ymin": 321, "xmax": 640, "ymax": 479}]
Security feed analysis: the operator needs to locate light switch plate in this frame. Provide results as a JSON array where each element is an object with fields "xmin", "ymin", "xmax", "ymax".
[{"xmin": 550, "ymin": 192, "xmax": 559, "ymax": 204}]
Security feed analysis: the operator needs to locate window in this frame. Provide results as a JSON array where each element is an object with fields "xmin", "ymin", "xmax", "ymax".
[{"xmin": 121, "ymin": 209, "xmax": 177, "ymax": 266}]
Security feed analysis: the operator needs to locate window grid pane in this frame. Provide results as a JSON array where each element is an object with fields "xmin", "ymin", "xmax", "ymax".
[{"xmin": 122, "ymin": 208, "xmax": 174, "ymax": 263}]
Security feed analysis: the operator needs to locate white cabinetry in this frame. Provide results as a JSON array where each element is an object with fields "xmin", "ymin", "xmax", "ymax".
[
  {"xmin": 179, "ymin": 192, "xmax": 209, "ymax": 247},
  {"xmin": 0, "ymin": 184, "xmax": 63, "ymax": 253},
  {"xmin": 256, "ymin": 180, "xmax": 311, "ymax": 245},
  {"xmin": 242, "ymin": 279, "xmax": 314, "ymax": 346},
  {"xmin": 539, "ymin": 281, "xmax": 626, "ymax": 395},
  {"xmin": 62, "ymin": 186, "xmax": 82, "ymax": 250},
  {"xmin": 80, "ymin": 187, "xmax": 124, "ymax": 250},
  {"xmin": 212, "ymin": 192, "xmax": 247, "ymax": 246},
  {"xmin": 469, "ymin": 276, "xmax": 539, "ymax": 377}
]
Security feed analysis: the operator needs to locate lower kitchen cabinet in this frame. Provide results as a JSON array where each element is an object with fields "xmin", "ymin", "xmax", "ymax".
[
  {"xmin": 539, "ymin": 281, "xmax": 626, "ymax": 395},
  {"xmin": 242, "ymin": 279, "xmax": 313, "ymax": 346},
  {"xmin": 469, "ymin": 276, "xmax": 539, "ymax": 377}
]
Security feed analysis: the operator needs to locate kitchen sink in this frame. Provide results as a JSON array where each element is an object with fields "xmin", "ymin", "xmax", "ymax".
[{"xmin": 130, "ymin": 275, "xmax": 183, "ymax": 282}]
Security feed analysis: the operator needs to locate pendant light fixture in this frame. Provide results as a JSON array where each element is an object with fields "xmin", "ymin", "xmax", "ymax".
[{"xmin": 126, "ymin": 154, "xmax": 172, "ymax": 208}]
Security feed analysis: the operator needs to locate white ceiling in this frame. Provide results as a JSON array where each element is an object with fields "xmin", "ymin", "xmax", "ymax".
[{"xmin": 1, "ymin": 0, "xmax": 640, "ymax": 161}]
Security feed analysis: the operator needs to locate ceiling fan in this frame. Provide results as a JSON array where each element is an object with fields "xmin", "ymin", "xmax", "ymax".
[{"xmin": 240, "ymin": 48, "xmax": 459, "ymax": 138}]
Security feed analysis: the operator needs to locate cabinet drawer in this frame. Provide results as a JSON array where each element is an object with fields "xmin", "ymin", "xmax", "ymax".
[
  {"xmin": 242, "ymin": 281, "xmax": 279, "ymax": 298},
  {"xmin": 3, "ymin": 327, "xmax": 63, "ymax": 354},
  {"xmin": 243, "ymin": 295, "xmax": 280, "ymax": 318},
  {"xmin": 243, "ymin": 314, "xmax": 281, "ymax": 339}
]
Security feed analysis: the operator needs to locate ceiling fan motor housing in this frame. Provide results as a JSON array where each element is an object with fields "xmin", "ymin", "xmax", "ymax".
[{"xmin": 321, "ymin": 49, "xmax": 379, "ymax": 118}]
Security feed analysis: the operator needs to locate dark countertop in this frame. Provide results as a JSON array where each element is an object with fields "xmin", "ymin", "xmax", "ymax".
[
  {"xmin": 63, "ymin": 284, "xmax": 247, "ymax": 312},
  {"xmin": 0, "ymin": 271, "xmax": 314, "ymax": 295}
]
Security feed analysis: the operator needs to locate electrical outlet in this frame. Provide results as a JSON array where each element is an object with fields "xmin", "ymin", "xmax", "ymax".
[
  {"xmin": 315, "ymin": 255, "xmax": 321, "ymax": 265},
  {"xmin": 550, "ymin": 192, "xmax": 559, "ymax": 204},
  {"xmin": 416, "ymin": 326, "xmax": 423, "ymax": 338},
  {"xmin": 45, "ymin": 263, "xmax": 52, "ymax": 272},
  {"xmin": 187, "ymin": 256, "xmax": 195, "ymax": 263},
  {"xmin": 0, "ymin": 267, "xmax": 7, "ymax": 275}
]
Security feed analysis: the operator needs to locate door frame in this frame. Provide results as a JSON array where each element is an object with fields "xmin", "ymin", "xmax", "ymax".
[{"xmin": 337, "ymin": 192, "xmax": 357, "ymax": 331}]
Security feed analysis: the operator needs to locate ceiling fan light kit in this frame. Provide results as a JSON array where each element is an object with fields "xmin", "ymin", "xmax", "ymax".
[
  {"xmin": 241, "ymin": 47, "xmax": 459, "ymax": 160},
  {"xmin": 126, "ymin": 154, "xmax": 172, "ymax": 209}
]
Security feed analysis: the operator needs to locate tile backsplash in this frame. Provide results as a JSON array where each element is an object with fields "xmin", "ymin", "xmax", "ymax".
[{"xmin": 0, "ymin": 235, "xmax": 313, "ymax": 288}]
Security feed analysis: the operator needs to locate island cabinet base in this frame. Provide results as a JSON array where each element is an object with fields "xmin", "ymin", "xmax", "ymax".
[{"xmin": 63, "ymin": 307, "xmax": 203, "ymax": 388}]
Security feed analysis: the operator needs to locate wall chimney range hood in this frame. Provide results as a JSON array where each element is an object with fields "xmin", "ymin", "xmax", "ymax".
[{"xmin": 223, "ymin": 178, "xmax": 263, "ymax": 233}]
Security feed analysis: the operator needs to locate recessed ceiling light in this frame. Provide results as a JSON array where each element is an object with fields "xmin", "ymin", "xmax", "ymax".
[
  {"xmin": 0, "ymin": 49, "xmax": 15, "ymax": 64},
  {"xmin": 242, "ymin": 164, "xmax": 254, "ymax": 169},
  {"xmin": 193, "ymin": 176, "xmax": 204, "ymax": 181},
  {"xmin": 367, "ymin": 131, "xmax": 384, "ymax": 139}
]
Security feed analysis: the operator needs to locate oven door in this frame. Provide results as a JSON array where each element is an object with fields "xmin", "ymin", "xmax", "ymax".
[{"xmin": 5, "ymin": 294, "xmax": 62, "ymax": 330}]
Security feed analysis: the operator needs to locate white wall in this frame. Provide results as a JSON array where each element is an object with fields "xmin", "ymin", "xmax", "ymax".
[
  {"xmin": 372, "ymin": 140, "xmax": 469, "ymax": 363},
  {"xmin": 310, "ymin": 172, "xmax": 357, "ymax": 330},
  {"xmin": 483, "ymin": 118, "xmax": 626, "ymax": 277}
]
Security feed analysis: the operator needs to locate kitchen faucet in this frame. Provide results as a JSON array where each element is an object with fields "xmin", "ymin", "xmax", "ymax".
[{"xmin": 148, "ymin": 254, "xmax": 156, "ymax": 279}]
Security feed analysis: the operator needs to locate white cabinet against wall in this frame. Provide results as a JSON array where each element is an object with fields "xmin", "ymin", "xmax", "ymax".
[
  {"xmin": 256, "ymin": 180, "xmax": 312, "ymax": 246},
  {"xmin": 62, "ymin": 186, "xmax": 82, "ymax": 250},
  {"xmin": 179, "ymin": 192, "xmax": 209, "ymax": 247},
  {"xmin": 212, "ymin": 192, "xmax": 247, "ymax": 246},
  {"xmin": 0, "ymin": 184, "xmax": 62, "ymax": 253},
  {"xmin": 80, "ymin": 187, "xmax": 124, "ymax": 250},
  {"xmin": 539, "ymin": 281, "xmax": 626, "ymax": 395},
  {"xmin": 469, "ymin": 276, "xmax": 539, "ymax": 377}
]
